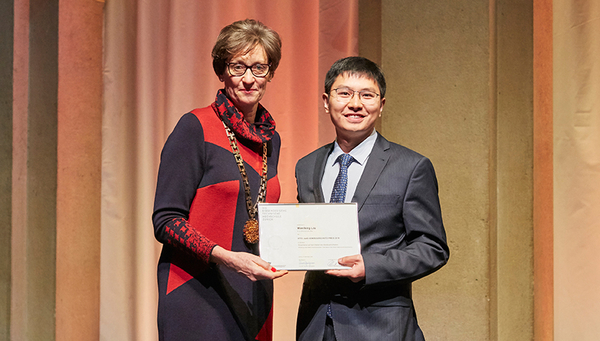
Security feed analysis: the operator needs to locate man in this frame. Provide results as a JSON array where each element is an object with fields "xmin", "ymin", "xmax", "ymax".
[{"xmin": 295, "ymin": 56, "xmax": 449, "ymax": 340}]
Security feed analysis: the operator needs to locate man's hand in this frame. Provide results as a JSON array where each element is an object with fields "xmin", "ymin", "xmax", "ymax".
[
  {"xmin": 210, "ymin": 246, "xmax": 288, "ymax": 281},
  {"xmin": 325, "ymin": 254, "xmax": 365, "ymax": 283}
]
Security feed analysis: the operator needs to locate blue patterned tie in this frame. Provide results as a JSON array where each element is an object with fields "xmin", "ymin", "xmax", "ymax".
[
  {"xmin": 327, "ymin": 153, "xmax": 355, "ymax": 319},
  {"xmin": 330, "ymin": 154, "xmax": 355, "ymax": 203}
]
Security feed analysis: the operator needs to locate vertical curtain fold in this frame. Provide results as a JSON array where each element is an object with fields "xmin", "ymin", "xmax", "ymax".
[{"xmin": 553, "ymin": 0, "xmax": 600, "ymax": 339}]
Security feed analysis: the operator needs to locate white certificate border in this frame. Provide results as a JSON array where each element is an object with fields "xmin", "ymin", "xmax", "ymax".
[{"xmin": 257, "ymin": 202, "xmax": 361, "ymax": 271}]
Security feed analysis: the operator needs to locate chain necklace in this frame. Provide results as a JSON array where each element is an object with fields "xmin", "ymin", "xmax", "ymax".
[{"xmin": 223, "ymin": 121, "xmax": 268, "ymax": 244}]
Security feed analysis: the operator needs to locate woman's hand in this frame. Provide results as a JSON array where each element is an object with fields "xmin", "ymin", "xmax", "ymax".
[
  {"xmin": 325, "ymin": 254, "xmax": 365, "ymax": 283},
  {"xmin": 210, "ymin": 246, "xmax": 288, "ymax": 281}
]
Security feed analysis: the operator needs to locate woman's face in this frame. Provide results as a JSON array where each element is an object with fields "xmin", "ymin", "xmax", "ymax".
[{"xmin": 221, "ymin": 45, "xmax": 271, "ymax": 121}]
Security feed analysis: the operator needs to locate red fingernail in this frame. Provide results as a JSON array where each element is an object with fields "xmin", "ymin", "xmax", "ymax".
[{"xmin": 271, "ymin": 267, "xmax": 277, "ymax": 272}]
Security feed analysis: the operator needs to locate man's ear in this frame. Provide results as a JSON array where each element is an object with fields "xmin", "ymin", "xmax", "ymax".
[
  {"xmin": 379, "ymin": 97, "xmax": 385, "ymax": 117},
  {"xmin": 323, "ymin": 93, "xmax": 329, "ymax": 113}
]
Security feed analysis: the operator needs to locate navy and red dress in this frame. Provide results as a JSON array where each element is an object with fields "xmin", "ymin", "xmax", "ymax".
[{"xmin": 152, "ymin": 90, "xmax": 281, "ymax": 340}]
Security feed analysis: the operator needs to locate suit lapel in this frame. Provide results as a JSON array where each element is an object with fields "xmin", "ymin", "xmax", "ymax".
[
  {"xmin": 312, "ymin": 143, "xmax": 334, "ymax": 203},
  {"xmin": 352, "ymin": 134, "xmax": 390, "ymax": 212}
]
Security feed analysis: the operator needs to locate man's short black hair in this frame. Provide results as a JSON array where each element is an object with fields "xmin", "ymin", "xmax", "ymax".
[{"xmin": 324, "ymin": 56, "xmax": 386, "ymax": 98}]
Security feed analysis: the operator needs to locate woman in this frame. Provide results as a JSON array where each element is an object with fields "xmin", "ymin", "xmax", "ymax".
[{"xmin": 152, "ymin": 19, "xmax": 287, "ymax": 341}]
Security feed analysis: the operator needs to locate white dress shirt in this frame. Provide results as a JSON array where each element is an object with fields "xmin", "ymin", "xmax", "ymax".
[{"xmin": 322, "ymin": 129, "xmax": 378, "ymax": 203}]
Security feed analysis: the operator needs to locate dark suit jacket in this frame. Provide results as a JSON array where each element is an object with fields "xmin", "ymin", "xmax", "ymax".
[{"xmin": 295, "ymin": 133, "xmax": 449, "ymax": 341}]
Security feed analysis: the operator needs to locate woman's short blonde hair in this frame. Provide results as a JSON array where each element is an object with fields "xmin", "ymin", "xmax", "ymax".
[{"xmin": 212, "ymin": 19, "xmax": 282, "ymax": 78}]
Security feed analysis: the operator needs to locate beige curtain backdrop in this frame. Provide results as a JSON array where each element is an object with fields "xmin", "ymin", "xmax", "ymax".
[
  {"xmin": 553, "ymin": 0, "xmax": 600, "ymax": 339},
  {"xmin": 6, "ymin": 0, "xmax": 600, "ymax": 339},
  {"xmin": 101, "ymin": 1, "xmax": 357, "ymax": 340}
]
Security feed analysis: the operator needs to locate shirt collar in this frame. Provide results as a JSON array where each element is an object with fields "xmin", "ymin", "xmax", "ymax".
[{"xmin": 329, "ymin": 129, "xmax": 377, "ymax": 167}]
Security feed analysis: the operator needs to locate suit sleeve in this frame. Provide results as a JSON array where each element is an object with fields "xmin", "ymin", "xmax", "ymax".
[
  {"xmin": 152, "ymin": 113, "xmax": 217, "ymax": 264},
  {"xmin": 362, "ymin": 157, "xmax": 449, "ymax": 285}
]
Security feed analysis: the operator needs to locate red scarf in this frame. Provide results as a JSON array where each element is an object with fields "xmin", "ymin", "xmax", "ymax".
[{"xmin": 211, "ymin": 89, "xmax": 276, "ymax": 143}]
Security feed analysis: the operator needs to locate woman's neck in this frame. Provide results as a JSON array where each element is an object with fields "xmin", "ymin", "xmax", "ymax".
[{"xmin": 241, "ymin": 105, "xmax": 258, "ymax": 123}]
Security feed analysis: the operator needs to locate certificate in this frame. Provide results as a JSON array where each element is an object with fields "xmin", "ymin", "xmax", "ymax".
[{"xmin": 258, "ymin": 203, "xmax": 361, "ymax": 270}]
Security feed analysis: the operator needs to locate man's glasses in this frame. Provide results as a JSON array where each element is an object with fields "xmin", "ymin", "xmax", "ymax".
[
  {"xmin": 226, "ymin": 63, "xmax": 271, "ymax": 78},
  {"xmin": 331, "ymin": 88, "xmax": 380, "ymax": 105}
]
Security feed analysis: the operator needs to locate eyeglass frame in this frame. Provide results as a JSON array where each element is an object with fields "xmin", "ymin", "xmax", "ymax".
[
  {"xmin": 226, "ymin": 62, "xmax": 271, "ymax": 78},
  {"xmin": 330, "ymin": 87, "xmax": 381, "ymax": 104}
]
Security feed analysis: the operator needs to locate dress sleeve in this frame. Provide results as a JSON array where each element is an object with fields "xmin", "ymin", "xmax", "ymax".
[{"xmin": 152, "ymin": 113, "xmax": 217, "ymax": 264}]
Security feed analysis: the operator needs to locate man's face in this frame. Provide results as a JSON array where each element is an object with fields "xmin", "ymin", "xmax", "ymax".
[{"xmin": 324, "ymin": 73, "xmax": 385, "ymax": 141}]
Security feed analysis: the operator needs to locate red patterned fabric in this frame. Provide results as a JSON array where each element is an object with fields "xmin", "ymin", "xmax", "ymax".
[{"xmin": 212, "ymin": 89, "xmax": 276, "ymax": 143}]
